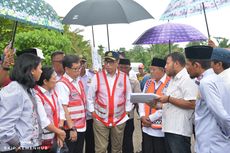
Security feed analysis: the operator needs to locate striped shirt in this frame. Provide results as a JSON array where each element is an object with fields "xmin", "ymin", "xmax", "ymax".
[{"xmin": 162, "ymin": 68, "xmax": 198, "ymax": 137}]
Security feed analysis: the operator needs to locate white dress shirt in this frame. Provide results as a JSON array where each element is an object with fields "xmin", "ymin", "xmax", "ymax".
[
  {"xmin": 36, "ymin": 87, "xmax": 51, "ymax": 129},
  {"xmin": 36, "ymin": 86, "xmax": 65, "ymax": 129},
  {"xmin": 55, "ymin": 73, "xmax": 86, "ymax": 132},
  {"xmin": 87, "ymin": 69, "xmax": 132, "ymax": 125},
  {"xmin": 80, "ymin": 69, "xmax": 95, "ymax": 120},
  {"xmin": 162, "ymin": 68, "xmax": 198, "ymax": 137},
  {"xmin": 219, "ymin": 67, "xmax": 230, "ymax": 82}
]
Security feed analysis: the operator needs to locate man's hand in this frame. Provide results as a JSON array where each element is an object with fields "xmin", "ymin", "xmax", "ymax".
[
  {"xmin": 141, "ymin": 116, "xmax": 152, "ymax": 127},
  {"xmin": 208, "ymin": 39, "xmax": 217, "ymax": 48},
  {"xmin": 157, "ymin": 95, "xmax": 170, "ymax": 104},
  {"xmin": 15, "ymin": 147, "xmax": 21, "ymax": 152},
  {"xmin": 146, "ymin": 100, "xmax": 157, "ymax": 108},
  {"xmin": 57, "ymin": 129, "xmax": 66, "ymax": 141},
  {"xmin": 69, "ymin": 130, "xmax": 77, "ymax": 142},
  {"xmin": 2, "ymin": 45, "xmax": 15, "ymax": 68},
  {"xmin": 57, "ymin": 137, "xmax": 64, "ymax": 148}
]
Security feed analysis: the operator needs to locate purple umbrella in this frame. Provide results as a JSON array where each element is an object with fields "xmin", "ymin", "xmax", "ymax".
[{"xmin": 133, "ymin": 23, "xmax": 207, "ymax": 52}]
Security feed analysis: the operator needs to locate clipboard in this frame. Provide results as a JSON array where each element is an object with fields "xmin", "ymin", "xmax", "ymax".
[{"xmin": 130, "ymin": 93, "xmax": 159, "ymax": 103}]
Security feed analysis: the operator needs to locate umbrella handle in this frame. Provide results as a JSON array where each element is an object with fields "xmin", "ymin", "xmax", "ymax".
[
  {"xmin": 92, "ymin": 26, "xmax": 95, "ymax": 47},
  {"xmin": 169, "ymin": 40, "xmax": 171, "ymax": 53},
  {"xmin": 106, "ymin": 24, "xmax": 110, "ymax": 51},
  {"xmin": 11, "ymin": 21, "xmax": 18, "ymax": 49},
  {"xmin": 202, "ymin": 2, "xmax": 210, "ymax": 39}
]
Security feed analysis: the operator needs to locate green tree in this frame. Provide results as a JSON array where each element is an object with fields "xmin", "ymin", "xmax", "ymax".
[
  {"xmin": 15, "ymin": 29, "xmax": 72, "ymax": 65},
  {"xmin": 218, "ymin": 38, "xmax": 230, "ymax": 48},
  {"xmin": 63, "ymin": 25, "xmax": 92, "ymax": 66},
  {"xmin": 0, "ymin": 17, "xmax": 39, "ymax": 54},
  {"xmin": 185, "ymin": 41, "xmax": 207, "ymax": 47},
  {"xmin": 125, "ymin": 44, "xmax": 182, "ymax": 70},
  {"xmin": 0, "ymin": 18, "xmax": 14, "ymax": 49},
  {"xmin": 118, "ymin": 47, "xmax": 126, "ymax": 52},
  {"xmin": 185, "ymin": 38, "xmax": 230, "ymax": 48},
  {"xmin": 0, "ymin": 17, "xmax": 92, "ymax": 66},
  {"xmin": 97, "ymin": 45, "xmax": 105, "ymax": 57},
  {"xmin": 125, "ymin": 45, "xmax": 150, "ymax": 68},
  {"xmin": 147, "ymin": 43, "xmax": 183, "ymax": 59}
]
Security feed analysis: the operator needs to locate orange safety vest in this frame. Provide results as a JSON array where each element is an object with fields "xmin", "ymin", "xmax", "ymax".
[
  {"xmin": 93, "ymin": 70, "xmax": 127, "ymax": 127},
  {"xmin": 60, "ymin": 77, "xmax": 86, "ymax": 130},
  {"xmin": 144, "ymin": 76, "xmax": 170, "ymax": 129},
  {"xmin": 34, "ymin": 86, "xmax": 59, "ymax": 149}
]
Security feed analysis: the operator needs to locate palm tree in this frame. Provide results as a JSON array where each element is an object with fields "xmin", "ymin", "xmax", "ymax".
[{"xmin": 218, "ymin": 38, "xmax": 230, "ymax": 48}]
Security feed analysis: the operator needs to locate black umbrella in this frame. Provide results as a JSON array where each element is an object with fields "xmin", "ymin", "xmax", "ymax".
[{"xmin": 62, "ymin": 0, "xmax": 154, "ymax": 50}]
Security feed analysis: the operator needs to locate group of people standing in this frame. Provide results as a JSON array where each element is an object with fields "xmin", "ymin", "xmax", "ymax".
[
  {"xmin": 138, "ymin": 45, "xmax": 230, "ymax": 153},
  {"xmin": 0, "ymin": 48, "xmax": 135, "ymax": 153},
  {"xmin": 0, "ymin": 43, "xmax": 230, "ymax": 153}
]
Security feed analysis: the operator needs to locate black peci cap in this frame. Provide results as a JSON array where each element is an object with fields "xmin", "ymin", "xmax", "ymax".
[
  {"xmin": 119, "ymin": 58, "xmax": 130, "ymax": 65},
  {"xmin": 185, "ymin": 46, "xmax": 213, "ymax": 60},
  {"xmin": 151, "ymin": 57, "xmax": 166, "ymax": 68}
]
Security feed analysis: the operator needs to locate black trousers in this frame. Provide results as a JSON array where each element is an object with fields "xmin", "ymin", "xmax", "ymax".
[
  {"xmin": 142, "ymin": 132, "xmax": 167, "ymax": 153},
  {"xmin": 85, "ymin": 119, "xmax": 95, "ymax": 153},
  {"xmin": 122, "ymin": 119, "xmax": 134, "ymax": 153},
  {"xmin": 65, "ymin": 130, "xmax": 85, "ymax": 153},
  {"xmin": 164, "ymin": 132, "xmax": 191, "ymax": 153}
]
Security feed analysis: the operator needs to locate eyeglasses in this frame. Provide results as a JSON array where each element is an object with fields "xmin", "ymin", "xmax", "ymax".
[{"xmin": 104, "ymin": 60, "xmax": 115, "ymax": 65}]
